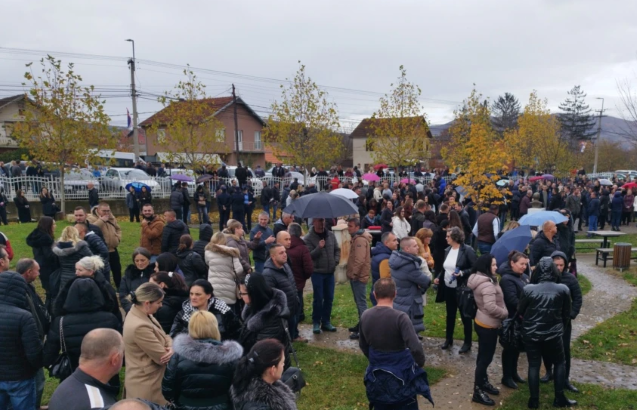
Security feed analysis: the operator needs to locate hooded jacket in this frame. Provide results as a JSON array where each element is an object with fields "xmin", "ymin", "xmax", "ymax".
[
  {"xmin": 389, "ymin": 251, "xmax": 431, "ymax": 333},
  {"xmin": 119, "ymin": 262, "xmax": 156, "ymax": 313},
  {"xmin": 0, "ymin": 272, "xmax": 43, "ymax": 381},
  {"xmin": 206, "ymin": 244, "xmax": 244, "ymax": 305},
  {"xmin": 530, "ymin": 231, "xmax": 559, "ymax": 266},
  {"xmin": 162, "ymin": 219, "xmax": 190, "ymax": 254},
  {"xmin": 193, "ymin": 224, "xmax": 214, "ymax": 259},
  {"xmin": 155, "ymin": 287, "xmax": 190, "ymax": 335},
  {"xmin": 518, "ymin": 257, "xmax": 571, "ymax": 342},
  {"xmin": 141, "ymin": 215, "xmax": 165, "ymax": 256},
  {"xmin": 286, "ymin": 236, "xmax": 313, "ymax": 291},
  {"xmin": 371, "ymin": 241, "xmax": 393, "ymax": 281},
  {"xmin": 611, "ymin": 191, "xmax": 624, "ymax": 212},
  {"xmin": 26, "ymin": 227, "xmax": 59, "ymax": 292},
  {"xmin": 171, "ymin": 298, "xmax": 241, "ymax": 342},
  {"xmin": 238, "ymin": 289, "xmax": 290, "ymax": 359},
  {"xmin": 163, "ymin": 335, "xmax": 243, "ymax": 410},
  {"xmin": 43, "ymin": 277, "xmax": 121, "ymax": 370},
  {"xmin": 262, "ymin": 259, "xmax": 299, "ymax": 315},
  {"xmin": 231, "ymin": 378, "xmax": 297, "ymax": 410},
  {"xmin": 304, "ymin": 227, "xmax": 340, "ymax": 274},
  {"xmin": 88, "ymin": 210, "xmax": 121, "ymax": 252},
  {"xmin": 52, "ymin": 240, "xmax": 93, "ymax": 295},
  {"xmin": 498, "ymin": 261, "xmax": 529, "ymax": 318},
  {"xmin": 346, "ymin": 230, "xmax": 372, "ymax": 283},
  {"xmin": 468, "ymin": 272, "xmax": 508, "ymax": 328},
  {"xmin": 550, "ymin": 251, "xmax": 583, "ymax": 320},
  {"xmin": 176, "ymin": 248, "xmax": 208, "ymax": 287}
]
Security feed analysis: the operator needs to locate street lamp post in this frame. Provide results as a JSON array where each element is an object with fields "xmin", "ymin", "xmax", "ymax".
[
  {"xmin": 593, "ymin": 97, "xmax": 604, "ymax": 174},
  {"xmin": 126, "ymin": 39, "xmax": 140, "ymax": 162}
]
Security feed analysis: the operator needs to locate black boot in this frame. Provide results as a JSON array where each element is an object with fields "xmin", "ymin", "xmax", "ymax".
[
  {"xmin": 528, "ymin": 397, "xmax": 539, "ymax": 409},
  {"xmin": 553, "ymin": 394, "xmax": 577, "ymax": 407},
  {"xmin": 440, "ymin": 340, "xmax": 453, "ymax": 350},
  {"xmin": 501, "ymin": 377, "xmax": 518, "ymax": 389},
  {"xmin": 565, "ymin": 382, "xmax": 579, "ymax": 393},
  {"xmin": 482, "ymin": 381, "xmax": 500, "ymax": 395},
  {"xmin": 540, "ymin": 370, "xmax": 553, "ymax": 383},
  {"xmin": 472, "ymin": 386, "xmax": 495, "ymax": 406},
  {"xmin": 348, "ymin": 323, "xmax": 359, "ymax": 332},
  {"xmin": 513, "ymin": 373, "xmax": 526, "ymax": 384},
  {"xmin": 459, "ymin": 342, "xmax": 471, "ymax": 354}
]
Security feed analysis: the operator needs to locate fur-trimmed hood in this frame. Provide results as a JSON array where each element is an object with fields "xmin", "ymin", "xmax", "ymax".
[
  {"xmin": 205, "ymin": 243, "xmax": 240, "ymax": 258},
  {"xmin": 231, "ymin": 378, "xmax": 297, "ymax": 410},
  {"xmin": 242, "ymin": 288, "xmax": 289, "ymax": 332},
  {"xmin": 52, "ymin": 240, "xmax": 89, "ymax": 256},
  {"xmin": 173, "ymin": 334, "xmax": 243, "ymax": 364}
]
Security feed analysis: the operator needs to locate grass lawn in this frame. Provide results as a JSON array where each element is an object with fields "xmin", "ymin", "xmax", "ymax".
[
  {"xmin": 578, "ymin": 273, "xmax": 592, "ymax": 296},
  {"xmin": 498, "ymin": 381, "xmax": 637, "ymax": 410},
  {"xmin": 575, "ymin": 232, "xmax": 637, "ymax": 254},
  {"xmin": 606, "ymin": 266, "xmax": 637, "ymax": 287},
  {"xmin": 295, "ymin": 344, "xmax": 445, "ymax": 410}
]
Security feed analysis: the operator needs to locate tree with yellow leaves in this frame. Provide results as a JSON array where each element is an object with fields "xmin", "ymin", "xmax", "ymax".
[
  {"xmin": 442, "ymin": 88, "xmax": 507, "ymax": 205},
  {"xmin": 369, "ymin": 66, "xmax": 430, "ymax": 168},
  {"xmin": 505, "ymin": 91, "xmax": 573, "ymax": 175},
  {"xmin": 11, "ymin": 55, "xmax": 115, "ymax": 213},
  {"xmin": 147, "ymin": 67, "xmax": 227, "ymax": 171},
  {"xmin": 264, "ymin": 63, "xmax": 344, "ymax": 172}
]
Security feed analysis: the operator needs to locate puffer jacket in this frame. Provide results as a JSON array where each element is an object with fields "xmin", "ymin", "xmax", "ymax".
[
  {"xmin": 0, "ymin": 272, "xmax": 43, "ymax": 381},
  {"xmin": 518, "ymin": 257, "xmax": 571, "ymax": 342},
  {"xmin": 238, "ymin": 289, "xmax": 290, "ymax": 360},
  {"xmin": 43, "ymin": 277, "xmax": 121, "ymax": 371},
  {"xmin": 205, "ymin": 244, "xmax": 244, "ymax": 306},
  {"xmin": 304, "ymin": 227, "xmax": 340, "ymax": 274},
  {"xmin": 162, "ymin": 335, "xmax": 242, "ymax": 410},
  {"xmin": 51, "ymin": 240, "xmax": 92, "ymax": 296},
  {"xmin": 162, "ymin": 220, "xmax": 190, "ymax": 254},
  {"xmin": 346, "ymin": 230, "xmax": 372, "ymax": 283},
  {"xmin": 611, "ymin": 191, "xmax": 623, "ymax": 212},
  {"xmin": 119, "ymin": 263, "xmax": 156, "ymax": 313},
  {"xmin": 262, "ymin": 259, "xmax": 299, "ymax": 316},
  {"xmin": 230, "ymin": 378, "xmax": 297, "ymax": 410},
  {"xmin": 287, "ymin": 236, "xmax": 313, "ymax": 291},
  {"xmin": 467, "ymin": 272, "xmax": 508, "ymax": 328},
  {"xmin": 551, "ymin": 251, "xmax": 583, "ymax": 320},
  {"xmin": 193, "ymin": 224, "xmax": 214, "ymax": 259},
  {"xmin": 155, "ymin": 287, "xmax": 190, "ymax": 335},
  {"xmin": 389, "ymin": 251, "xmax": 431, "ymax": 333},
  {"xmin": 141, "ymin": 215, "xmax": 165, "ymax": 256},
  {"xmin": 371, "ymin": 241, "xmax": 393, "ymax": 281},
  {"xmin": 225, "ymin": 234, "xmax": 260, "ymax": 275},
  {"xmin": 26, "ymin": 228, "xmax": 59, "ymax": 293},
  {"xmin": 88, "ymin": 210, "xmax": 121, "ymax": 252},
  {"xmin": 170, "ymin": 189, "xmax": 185, "ymax": 210},
  {"xmin": 176, "ymin": 249, "xmax": 208, "ymax": 286},
  {"xmin": 498, "ymin": 261, "xmax": 529, "ymax": 318},
  {"xmin": 171, "ymin": 298, "xmax": 241, "ymax": 342}
]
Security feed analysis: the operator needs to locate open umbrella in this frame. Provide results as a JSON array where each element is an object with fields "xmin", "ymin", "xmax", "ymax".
[
  {"xmin": 542, "ymin": 174, "xmax": 555, "ymax": 180},
  {"xmin": 373, "ymin": 163, "xmax": 388, "ymax": 170},
  {"xmin": 196, "ymin": 175, "xmax": 214, "ymax": 183},
  {"xmin": 125, "ymin": 182, "xmax": 151, "ymax": 193},
  {"xmin": 362, "ymin": 173, "xmax": 380, "ymax": 182},
  {"xmin": 283, "ymin": 192, "xmax": 358, "ymax": 218},
  {"xmin": 622, "ymin": 182, "xmax": 637, "ymax": 190},
  {"xmin": 491, "ymin": 225, "xmax": 532, "ymax": 266},
  {"xmin": 496, "ymin": 179, "xmax": 510, "ymax": 187},
  {"xmin": 598, "ymin": 178, "xmax": 613, "ymax": 186},
  {"xmin": 529, "ymin": 176, "xmax": 543, "ymax": 182},
  {"xmin": 400, "ymin": 178, "xmax": 415, "ymax": 184},
  {"xmin": 171, "ymin": 174, "xmax": 193, "ymax": 182},
  {"xmin": 518, "ymin": 210, "xmax": 568, "ymax": 226},
  {"xmin": 330, "ymin": 188, "xmax": 359, "ymax": 200}
]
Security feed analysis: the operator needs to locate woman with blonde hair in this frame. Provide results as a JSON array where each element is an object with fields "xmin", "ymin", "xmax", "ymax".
[
  {"xmin": 162, "ymin": 311, "xmax": 243, "ymax": 409},
  {"xmin": 415, "ymin": 228, "xmax": 435, "ymax": 270},
  {"xmin": 205, "ymin": 232, "xmax": 244, "ymax": 307},
  {"xmin": 497, "ymin": 220, "xmax": 520, "ymax": 240},
  {"xmin": 124, "ymin": 282, "xmax": 173, "ymax": 405},
  {"xmin": 52, "ymin": 226, "xmax": 92, "ymax": 297}
]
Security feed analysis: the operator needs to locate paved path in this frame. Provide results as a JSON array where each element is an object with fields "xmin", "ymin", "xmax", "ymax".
[{"xmin": 298, "ymin": 254, "xmax": 637, "ymax": 409}]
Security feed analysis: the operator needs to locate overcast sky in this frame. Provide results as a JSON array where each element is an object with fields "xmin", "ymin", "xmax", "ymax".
[{"xmin": 2, "ymin": 0, "xmax": 636, "ymax": 130}]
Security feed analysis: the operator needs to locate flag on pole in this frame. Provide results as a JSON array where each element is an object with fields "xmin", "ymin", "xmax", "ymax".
[{"xmin": 127, "ymin": 108, "xmax": 132, "ymax": 130}]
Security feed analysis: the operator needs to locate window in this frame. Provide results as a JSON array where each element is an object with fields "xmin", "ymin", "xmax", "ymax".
[
  {"xmin": 254, "ymin": 131, "xmax": 262, "ymax": 150},
  {"xmin": 216, "ymin": 128, "xmax": 225, "ymax": 140},
  {"xmin": 365, "ymin": 139, "xmax": 374, "ymax": 152},
  {"xmin": 235, "ymin": 130, "xmax": 243, "ymax": 150},
  {"xmin": 157, "ymin": 128, "xmax": 166, "ymax": 144}
]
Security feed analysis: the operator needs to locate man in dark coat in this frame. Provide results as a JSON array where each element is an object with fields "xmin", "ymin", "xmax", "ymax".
[
  {"xmin": 260, "ymin": 180, "xmax": 273, "ymax": 217},
  {"xmin": 586, "ymin": 191, "xmax": 600, "ymax": 236},
  {"xmin": 161, "ymin": 210, "xmax": 190, "ymax": 254},
  {"xmin": 287, "ymin": 223, "xmax": 313, "ymax": 326},
  {"xmin": 0, "ymin": 272, "xmax": 43, "ymax": 409},
  {"xmin": 273, "ymin": 212, "xmax": 294, "ymax": 237},
  {"xmin": 262, "ymin": 244, "xmax": 299, "ymax": 340},
  {"xmin": 170, "ymin": 183, "xmax": 185, "ymax": 221},
  {"xmin": 530, "ymin": 221, "xmax": 559, "ymax": 266},
  {"xmin": 181, "ymin": 182, "xmax": 191, "ymax": 224},
  {"xmin": 216, "ymin": 185, "xmax": 231, "ymax": 232},
  {"xmin": 235, "ymin": 163, "xmax": 248, "ymax": 188},
  {"xmin": 87, "ymin": 182, "xmax": 99, "ymax": 209}
]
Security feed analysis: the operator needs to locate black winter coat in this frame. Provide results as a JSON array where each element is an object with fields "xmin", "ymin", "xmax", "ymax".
[
  {"xmin": 26, "ymin": 228, "xmax": 59, "ymax": 293},
  {"xmin": 155, "ymin": 287, "xmax": 189, "ymax": 335},
  {"xmin": 554, "ymin": 259, "xmax": 583, "ymax": 320},
  {"xmin": 193, "ymin": 224, "xmax": 214, "ymax": 259},
  {"xmin": 84, "ymin": 230, "xmax": 111, "ymax": 278},
  {"xmin": 435, "ymin": 244, "xmax": 477, "ymax": 304},
  {"xmin": 51, "ymin": 240, "xmax": 93, "ymax": 298},
  {"xmin": 43, "ymin": 277, "xmax": 121, "ymax": 371},
  {"xmin": 556, "ymin": 224, "xmax": 575, "ymax": 262},
  {"xmin": 262, "ymin": 259, "xmax": 298, "ymax": 316},
  {"xmin": 498, "ymin": 262, "xmax": 530, "ymax": 319},
  {"xmin": 170, "ymin": 189, "xmax": 185, "ymax": 210},
  {"xmin": 119, "ymin": 263, "xmax": 156, "ymax": 313},
  {"xmin": 40, "ymin": 194, "xmax": 57, "ymax": 216},
  {"xmin": 529, "ymin": 231, "xmax": 559, "ymax": 266},
  {"xmin": 0, "ymin": 272, "xmax": 43, "ymax": 381},
  {"xmin": 162, "ymin": 335, "xmax": 242, "ymax": 410},
  {"xmin": 162, "ymin": 220, "xmax": 190, "ymax": 253},
  {"xmin": 176, "ymin": 249, "xmax": 208, "ymax": 286},
  {"xmin": 171, "ymin": 298, "xmax": 242, "ymax": 342},
  {"xmin": 380, "ymin": 208, "xmax": 393, "ymax": 233}
]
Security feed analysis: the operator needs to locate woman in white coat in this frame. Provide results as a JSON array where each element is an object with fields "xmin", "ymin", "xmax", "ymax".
[
  {"xmin": 205, "ymin": 232, "xmax": 244, "ymax": 309},
  {"xmin": 392, "ymin": 206, "xmax": 411, "ymax": 240}
]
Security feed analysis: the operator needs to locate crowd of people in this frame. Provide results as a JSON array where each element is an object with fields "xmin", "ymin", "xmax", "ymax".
[{"xmin": 1, "ymin": 163, "xmax": 634, "ymax": 410}]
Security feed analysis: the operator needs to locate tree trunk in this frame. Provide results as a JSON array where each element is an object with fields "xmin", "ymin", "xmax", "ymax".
[{"xmin": 59, "ymin": 167, "xmax": 66, "ymax": 215}]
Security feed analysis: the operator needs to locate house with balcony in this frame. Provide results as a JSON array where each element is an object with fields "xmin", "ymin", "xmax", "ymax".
[
  {"xmin": 140, "ymin": 96, "xmax": 266, "ymax": 168},
  {"xmin": 0, "ymin": 95, "xmax": 26, "ymax": 153}
]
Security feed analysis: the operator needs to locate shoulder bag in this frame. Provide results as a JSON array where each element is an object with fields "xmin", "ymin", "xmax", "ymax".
[
  {"xmin": 281, "ymin": 321, "xmax": 306, "ymax": 397},
  {"xmin": 50, "ymin": 317, "xmax": 73, "ymax": 380}
]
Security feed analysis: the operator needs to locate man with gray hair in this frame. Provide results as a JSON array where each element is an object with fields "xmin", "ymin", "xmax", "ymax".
[
  {"xmin": 273, "ymin": 211, "xmax": 294, "ymax": 237},
  {"xmin": 48, "ymin": 329, "xmax": 124, "ymax": 410},
  {"xmin": 249, "ymin": 211, "xmax": 276, "ymax": 273}
]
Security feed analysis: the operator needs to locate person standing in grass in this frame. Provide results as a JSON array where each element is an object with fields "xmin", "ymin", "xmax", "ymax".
[{"xmin": 345, "ymin": 217, "xmax": 372, "ymax": 340}]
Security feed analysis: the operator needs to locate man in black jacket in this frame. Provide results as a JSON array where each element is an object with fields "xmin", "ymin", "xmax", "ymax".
[
  {"xmin": 88, "ymin": 182, "xmax": 99, "ymax": 210},
  {"xmin": 162, "ymin": 210, "xmax": 190, "ymax": 254},
  {"xmin": 530, "ymin": 221, "xmax": 559, "ymax": 267},
  {"xmin": 74, "ymin": 207, "xmax": 104, "ymax": 242},
  {"xmin": 216, "ymin": 185, "xmax": 231, "ymax": 232},
  {"xmin": 235, "ymin": 162, "xmax": 248, "ymax": 188},
  {"xmin": 260, "ymin": 181, "xmax": 273, "ymax": 217},
  {"xmin": 546, "ymin": 251, "xmax": 583, "ymax": 394},
  {"xmin": 410, "ymin": 200, "xmax": 427, "ymax": 236},
  {"xmin": 169, "ymin": 184, "xmax": 184, "ymax": 221},
  {"xmin": 48, "ymin": 329, "xmax": 123, "ymax": 410},
  {"xmin": 181, "ymin": 182, "xmax": 191, "ymax": 224},
  {"xmin": 262, "ymin": 244, "xmax": 299, "ymax": 341},
  {"xmin": 17, "ymin": 259, "xmax": 50, "ymax": 408},
  {"xmin": 0, "ymin": 271, "xmax": 43, "ymax": 410},
  {"xmin": 454, "ymin": 202, "xmax": 473, "ymax": 244},
  {"xmin": 192, "ymin": 223, "xmax": 213, "ymax": 259}
]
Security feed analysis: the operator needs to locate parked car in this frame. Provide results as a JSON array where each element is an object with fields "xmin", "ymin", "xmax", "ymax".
[
  {"xmin": 101, "ymin": 168, "xmax": 159, "ymax": 193},
  {"xmin": 64, "ymin": 169, "xmax": 99, "ymax": 193}
]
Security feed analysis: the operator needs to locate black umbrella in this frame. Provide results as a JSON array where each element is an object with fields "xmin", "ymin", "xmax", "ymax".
[{"xmin": 283, "ymin": 192, "xmax": 358, "ymax": 219}]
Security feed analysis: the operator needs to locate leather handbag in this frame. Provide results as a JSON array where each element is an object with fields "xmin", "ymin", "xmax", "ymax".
[
  {"xmin": 50, "ymin": 317, "xmax": 73, "ymax": 380},
  {"xmin": 499, "ymin": 315, "xmax": 525, "ymax": 352},
  {"xmin": 281, "ymin": 320, "xmax": 306, "ymax": 396}
]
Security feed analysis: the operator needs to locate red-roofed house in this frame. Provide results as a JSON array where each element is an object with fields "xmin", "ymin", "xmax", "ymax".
[{"xmin": 140, "ymin": 96, "xmax": 266, "ymax": 167}]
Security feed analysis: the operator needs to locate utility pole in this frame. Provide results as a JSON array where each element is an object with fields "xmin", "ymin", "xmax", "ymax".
[
  {"xmin": 593, "ymin": 97, "xmax": 604, "ymax": 174},
  {"xmin": 232, "ymin": 84, "xmax": 240, "ymax": 166},
  {"xmin": 126, "ymin": 39, "xmax": 140, "ymax": 162}
]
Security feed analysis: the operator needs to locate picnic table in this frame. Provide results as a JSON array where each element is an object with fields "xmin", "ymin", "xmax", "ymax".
[{"xmin": 588, "ymin": 230, "xmax": 626, "ymax": 248}]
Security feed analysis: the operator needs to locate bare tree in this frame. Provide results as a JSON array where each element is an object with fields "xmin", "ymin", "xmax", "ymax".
[{"xmin": 617, "ymin": 78, "xmax": 637, "ymax": 143}]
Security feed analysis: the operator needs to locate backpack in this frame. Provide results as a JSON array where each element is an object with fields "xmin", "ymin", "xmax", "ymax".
[{"xmin": 457, "ymin": 285, "xmax": 477, "ymax": 320}]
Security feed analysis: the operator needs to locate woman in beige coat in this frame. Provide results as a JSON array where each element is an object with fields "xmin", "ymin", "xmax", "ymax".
[
  {"xmin": 205, "ymin": 232, "xmax": 244, "ymax": 307},
  {"xmin": 123, "ymin": 282, "xmax": 173, "ymax": 405}
]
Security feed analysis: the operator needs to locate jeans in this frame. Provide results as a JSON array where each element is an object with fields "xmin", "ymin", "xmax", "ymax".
[
  {"xmin": 526, "ymin": 337, "xmax": 566, "ymax": 400},
  {"xmin": 474, "ymin": 323, "xmax": 499, "ymax": 387},
  {"xmin": 245, "ymin": 207, "xmax": 253, "ymax": 231},
  {"xmin": 311, "ymin": 272, "xmax": 335, "ymax": 325},
  {"xmin": 587, "ymin": 215, "xmax": 598, "ymax": 234},
  {"xmin": 477, "ymin": 241, "xmax": 493, "ymax": 255},
  {"xmin": 444, "ymin": 286, "xmax": 472, "ymax": 344},
  {"xmin": 197, "ymin": 206, "xmax": 209, "ymax": 224},
  {"xmin": 543, "ymin": 322, "xmax": 573, "ymax": 381},
  {"xmin": 129, "ymin": 207, "xmax": 140, "ymax": 222},
  {"xmin": 262, "ymin": 203, "xmax": 270, "ymax": 217},
  {"xmin": 219, "ymin": 209, "xmax": 230, "ymax": 232},
  {"xmin": 599, "ymin": 213, "xmax": 607, "ymax": 230},
  {"xmin": 254, "ymin": 259, "xmax": 265, "ymax": 274},
  {"xmin": 350, "ymin": 280, "xmax": 368, "ymax": 324},
  {"xmin": 611, "ymin": 210, "xmax": 622, "ymax": 228},
  {"xmin": 35, "ymin": 368, "xmax": 44, "ymax": 407},
  {"xmin": 0, "ymin": 377, "xmax": 36, "ymax": 410},
  {"xmin": 271, "ymin": 203, "xmax": 278, "ymax": 221},
  {"xmin": 288, "ymin": 313, "xmax": 299, "ymax": 340},
  {"xmin": 109, "ymin": 249, "xmax": 122, "ymax": 289},
  {"xmin": 297, "ymin": 289, "xmax": 305, "ymax": 321}
]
